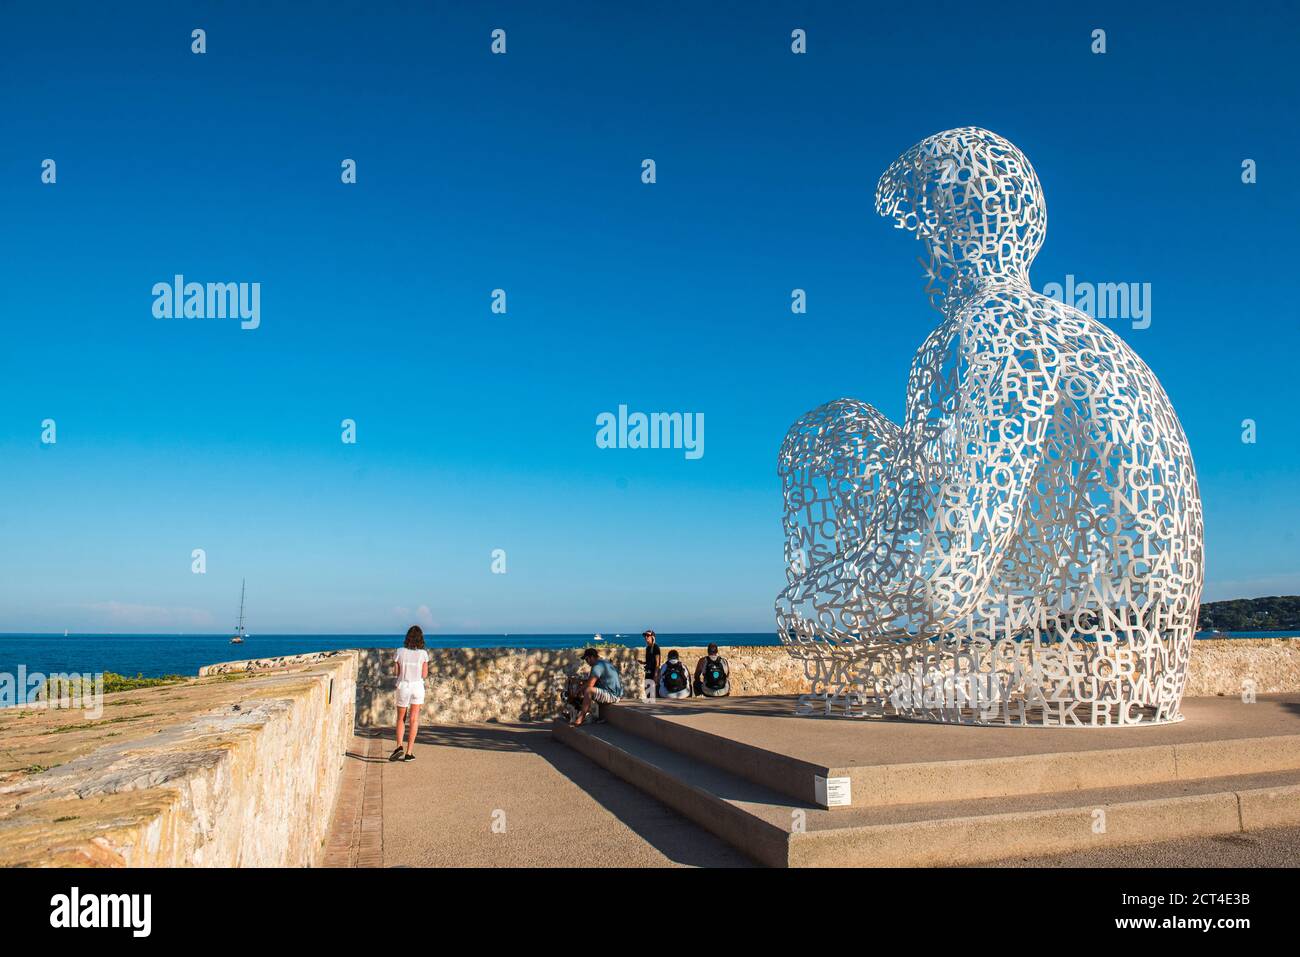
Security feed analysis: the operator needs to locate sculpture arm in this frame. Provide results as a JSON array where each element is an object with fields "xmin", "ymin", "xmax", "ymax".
[
  {"xmin": 787, "ymin": 309, "xmax": 1059, "ymax": 640},
  {"xmin": 778, "ymin": 398, "xmax": 901, "ymax": 583}
]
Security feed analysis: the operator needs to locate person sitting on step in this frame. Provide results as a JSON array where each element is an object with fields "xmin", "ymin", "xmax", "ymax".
[
  {"xmin": 571, "ymin": 647, "xmax": 623, "ymax": 727},
  {"xmin": 693, "ymin": 643, "xmax": 730, "ymax": 697},
  {"xmin": 657, "ymin": 649, "xmax": 693, "ymax": 699}
]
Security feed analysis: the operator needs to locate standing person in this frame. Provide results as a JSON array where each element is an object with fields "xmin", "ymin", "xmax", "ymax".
[
  {"xmin": 391, "ymin": 625, "xmax": 429, "ymax": 762},
  {"xmin": 572, "ymin": 647, "xmax": 623, "ymax": 726},
  {"xmin": 657, "ymin": 649, "xmax": 692, "ymax": 699},
  {"xmin": 694, "ymin": 643, "xmax": 730, "ymax": 697},
  {"xmin": 642, "ymin": 629, "xmax": 662, "ymax": 700}
]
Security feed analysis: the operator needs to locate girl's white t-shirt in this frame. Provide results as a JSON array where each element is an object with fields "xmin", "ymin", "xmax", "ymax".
[{"xmin": 395, "ymin": 647, "xmax": 429, "ymax": 683}]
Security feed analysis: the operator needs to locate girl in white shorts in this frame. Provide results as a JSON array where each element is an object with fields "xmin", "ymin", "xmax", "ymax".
[{"xmin": 391, "ymin": 625, "xmax": 430, "ymax": 762}]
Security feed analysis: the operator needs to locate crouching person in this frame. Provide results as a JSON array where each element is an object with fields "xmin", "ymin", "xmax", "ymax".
[
  {"xmin": 694, "ymin": 643, "xmax": 730, "ymax": 697},
  {"xmin": 657, "ymin": 650, "xmax": 692, "ymax": 699},
  {"xmin": 572, "ymin": 647, "xmax": 623, "ymax": 726}
]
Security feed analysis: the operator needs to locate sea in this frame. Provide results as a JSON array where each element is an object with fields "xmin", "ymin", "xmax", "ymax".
[
  {"xmin": 1, "ymin": 630, "xmax": 1295, "ymax": 687},
  {"xmin": 0, "ymin": 632, "xmax": 779, "ymax": 691}
]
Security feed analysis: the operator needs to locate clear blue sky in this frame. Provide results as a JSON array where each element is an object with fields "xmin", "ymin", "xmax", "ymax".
[{"xmin": 2, "ymin": 2, "xmax": 1297, "ymax": 634}]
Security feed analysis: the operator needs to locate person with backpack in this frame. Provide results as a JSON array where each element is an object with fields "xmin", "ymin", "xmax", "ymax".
[
  {"xmin": 657, "ymin": 649, "xmax": 692, "ymax": 699},
  {"xmin": 694, "ymin": 643, "xmax": 730, "ymax": 697}
]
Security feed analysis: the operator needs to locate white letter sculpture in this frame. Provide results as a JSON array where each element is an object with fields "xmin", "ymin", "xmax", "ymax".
[{"xmin": 775, "ymin": 128, "xmax": 1203, "ymax": 727}]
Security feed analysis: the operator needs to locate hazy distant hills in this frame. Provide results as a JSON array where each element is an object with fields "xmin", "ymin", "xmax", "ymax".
[{"xmin": 1198, "ymin": 596, "xmax": 1300, "ymax": 632}]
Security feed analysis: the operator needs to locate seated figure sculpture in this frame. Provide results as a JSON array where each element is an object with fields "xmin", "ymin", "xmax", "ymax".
[{"xmin": 775, "ymin": 127, "xmax": 1203, "ymax": 727}]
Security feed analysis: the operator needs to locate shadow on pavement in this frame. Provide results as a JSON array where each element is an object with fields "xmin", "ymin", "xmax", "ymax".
[{"xmin": 359, "ymin": 721, "xmax": 752, "ymax": 867}]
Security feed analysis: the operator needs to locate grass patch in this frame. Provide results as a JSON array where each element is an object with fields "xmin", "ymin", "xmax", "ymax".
[
  {"xmin": 39, "ymin": 672, "xmax": 185, "ymax": 700},
  {"xmin": 49, "ymin": 713, "xmax": 157, "ymax": 734},
  {"xmin": 101, "ymin": 673, "xmax": 186, "ymax": 693}
]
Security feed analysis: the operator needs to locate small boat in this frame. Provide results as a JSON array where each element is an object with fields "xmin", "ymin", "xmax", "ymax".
[
  {"xmin": 593, "ymin": 633, "xmax": 603, "ymax": 642},
  {"xmin": 230, "ymin": 580, "xmax": 248, "ymax": 644}
]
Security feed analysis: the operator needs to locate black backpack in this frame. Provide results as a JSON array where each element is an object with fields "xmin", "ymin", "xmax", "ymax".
[
  {"xmin": 662, "ymin": 660, "xmax": 688, "ymax": 693},
  {"xmin": 702, "ymin": 657, "xmax": 727, "ymax": 691}
]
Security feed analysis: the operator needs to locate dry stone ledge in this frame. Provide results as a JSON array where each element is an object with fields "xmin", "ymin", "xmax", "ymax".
[
  {"xmin": 199, "ymin": 649, "xmax": 350, "ymax": 676},
  {"xmin": 1186, "ymin": 638, "xmax": 1300, "ymax": 696},
  {"xmin": 354, "ymin": 646, "xmax": 647, "ymax": 727},
  {"xmin": 0, "ymin": 654, "xmax": 356, "ymax": 867},
  {"xmin": 352, "ymin": 639, "xmax": 1300, "ymax": 724}
]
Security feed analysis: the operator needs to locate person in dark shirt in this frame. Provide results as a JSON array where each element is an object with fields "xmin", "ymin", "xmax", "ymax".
[
  {"xmin": 694, "ymin": 642, "xmax": 731, "ymax": 697},
  {"xmin": 642, "ymin": 629, "xmax": 662, "ymax": 699}
]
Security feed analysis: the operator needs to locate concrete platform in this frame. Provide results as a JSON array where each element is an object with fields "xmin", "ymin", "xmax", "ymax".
[
  {"xmin": 552, "ymin": 694, "xmax": 1300, "ymax": 867},
  {"xmin": 594, "ymin": 694, "xmax": 1300, "ymax": 807}
]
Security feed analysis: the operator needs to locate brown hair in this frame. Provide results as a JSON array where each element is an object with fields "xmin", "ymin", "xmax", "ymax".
[{"xmin": 404, "ymin": 625, "xmax": 425, "ymax": 649}]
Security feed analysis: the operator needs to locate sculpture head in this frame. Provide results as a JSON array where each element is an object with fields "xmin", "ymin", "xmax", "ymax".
[{"xmin": 875, "ymin": 127, "xmax": 1046, "ymax": 312}]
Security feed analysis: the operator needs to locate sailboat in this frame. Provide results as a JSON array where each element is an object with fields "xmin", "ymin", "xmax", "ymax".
[{"xmin": 230, "ymin": 579, "xmax": 248, "ymax": 644}]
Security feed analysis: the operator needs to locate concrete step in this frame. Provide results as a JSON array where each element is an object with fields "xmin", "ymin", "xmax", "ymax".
[
  {"xmin": 552, "ymin": 718, "xmax": 1300, "ymax": 867},
  {"xmin": 600, "ymin": 695, "xmax": 1300, "ymax": 809}
]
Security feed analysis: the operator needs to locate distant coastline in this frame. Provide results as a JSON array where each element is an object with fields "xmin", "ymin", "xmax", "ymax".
[{"xmin": 1198, "ymin": 595, "xmax": 1300, "ymax": 632}]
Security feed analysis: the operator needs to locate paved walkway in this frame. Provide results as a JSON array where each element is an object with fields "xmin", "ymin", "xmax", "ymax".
[
  {"xmin": 325, "ymin": 723, "xmax": 750, "ymax": 867},
  {"xmin": 322, "ymin": 735, "xmax": 384, "ymax": 867},
  {"xmin": 992, "ymin": 825, "xmax": 1300, "ymax": 867},
  {"xmin": 322, "ymin": 719, "xmax": 1300, "ymax": 868}
]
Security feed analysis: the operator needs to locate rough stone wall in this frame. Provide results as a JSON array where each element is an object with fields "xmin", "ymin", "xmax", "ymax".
[
  {"xmin": 355, "ymin": 646, "xmax": 645, "ymax": 726},
  {"xmin": 1185, "ymin": 638, "xmax": 1300, "ymax": 696},
  {"xmin": 676, "ymin": 639, "xmax": 1300, "ymax": 700},
  {"xmin": 352, "ymin": 639, "xmax": 1300, "ymax": 725},
  {"xmin": 199, "ymin": 649, "xmax": 352, "ymax": 677},
  {"xmin": 0, "ymin": 654, "xmax": 356, "ymax": 867}
]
